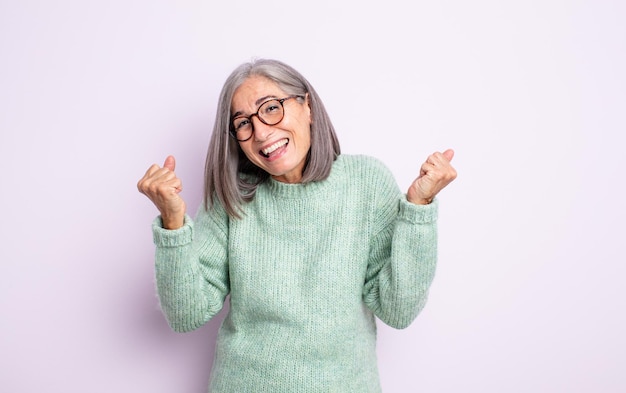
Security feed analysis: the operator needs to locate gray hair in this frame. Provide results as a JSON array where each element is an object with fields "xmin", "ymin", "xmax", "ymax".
[{"xmin": 203, "ymin": 59, "xmax": 341, "ymax": 218}]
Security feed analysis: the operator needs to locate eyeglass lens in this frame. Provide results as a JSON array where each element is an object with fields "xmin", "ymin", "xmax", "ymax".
[{"xmin": 232, "ymin": 99, "xmax": 285, "ymax": 141}]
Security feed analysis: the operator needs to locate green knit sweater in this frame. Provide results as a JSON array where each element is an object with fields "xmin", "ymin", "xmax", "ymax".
[{"xmin": 152, "ymin": 154, "xmax": 438, "ymax": 392}]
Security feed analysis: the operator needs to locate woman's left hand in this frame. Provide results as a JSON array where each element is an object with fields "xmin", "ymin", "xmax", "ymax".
[{"xmin": 407, "ymin": 149, "xmax": 457, "ymax": 205}]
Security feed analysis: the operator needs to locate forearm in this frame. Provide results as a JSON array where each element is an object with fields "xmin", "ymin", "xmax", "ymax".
[
  {"xmin": 152, "ymin": 215, "xmax": 229, "ymax": 332},
  {"xmin": 363, "ymin": 199, "xmax": 438, "ymax": 329}
]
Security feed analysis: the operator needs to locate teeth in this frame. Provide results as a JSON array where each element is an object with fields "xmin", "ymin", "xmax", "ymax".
[{"xmin": 262, "ymin": 139, "xmax": 288, "ymax": 155}]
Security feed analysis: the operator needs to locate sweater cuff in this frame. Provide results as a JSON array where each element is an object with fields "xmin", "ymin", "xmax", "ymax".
[
  {"xmin": 398, "ymin": 197, "xmax": 438, "ymax": 224},
  {"xmin": 152, "ymin": 214, "xmax": 194, "ymax": 247}
]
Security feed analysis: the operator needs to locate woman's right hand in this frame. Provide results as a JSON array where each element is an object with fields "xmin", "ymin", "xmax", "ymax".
[{"xmin": 137, "ymin": 155, "xmax": 186, "ymax": 230}]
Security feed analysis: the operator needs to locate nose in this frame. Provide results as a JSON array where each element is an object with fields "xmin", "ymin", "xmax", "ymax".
[{"xmin": 251, "ymin": 116, "xmax": 274, "ymax": 141}]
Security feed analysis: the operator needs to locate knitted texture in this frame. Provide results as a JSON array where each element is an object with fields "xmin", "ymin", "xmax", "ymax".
[{"xmin": 152, "ymin": 154, "xmax": 438, "ymax": 392}]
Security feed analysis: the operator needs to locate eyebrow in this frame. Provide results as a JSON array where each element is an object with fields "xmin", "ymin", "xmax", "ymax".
[{"xmin": 231, "ymin": 95, "xmax": 279, "ymax": 119}]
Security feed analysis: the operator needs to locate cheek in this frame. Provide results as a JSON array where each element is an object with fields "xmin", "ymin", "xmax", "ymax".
[
  {"xmin": 300, "ymin": 126, "xmax": 312, "ymax": 149},
  {"xmin": 239, "ymin": 143, "xmax": 257, "ymax": 162},
  {"xmin": 291, "ymin": 119, "xmax": 311, "ymax": 146}
]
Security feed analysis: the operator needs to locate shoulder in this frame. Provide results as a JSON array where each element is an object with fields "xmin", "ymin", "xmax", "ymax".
[
  {"xmin": 334, "ymin": 155, "xmax": 403, "ymax": 229},
  {"xmin": 332, "ymin": 155, "xmax": 400, "ymax": 206},
  {"xmin": 334, "ymin": 154, "xmax": 396, "ymax": 184},
  {"xmin": 194, "ymin": 198, "xmax": 229, "ymax": 234}
]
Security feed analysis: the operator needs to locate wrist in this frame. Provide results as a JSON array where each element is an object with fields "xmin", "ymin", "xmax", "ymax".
[
  {"xmin": 407, "ymin": 195, "xmax": 432, "ymax": 205},
  {"xmin": 161, "ymin": 212, "xmax": 185, "ymax": 230}
]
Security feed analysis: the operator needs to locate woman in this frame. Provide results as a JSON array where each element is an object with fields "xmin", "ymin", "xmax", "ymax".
[{"xmin": 137, "ymin": 58, "xmax": 457, "ymax": 392}]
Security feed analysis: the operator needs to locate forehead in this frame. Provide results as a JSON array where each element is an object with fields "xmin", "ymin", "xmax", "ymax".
[{"xmin": 231, "ymin": 76, "xmax": 286, "ymax": 111}]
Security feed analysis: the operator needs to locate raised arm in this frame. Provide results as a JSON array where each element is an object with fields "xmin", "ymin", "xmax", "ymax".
[
  {"xmin": 363, "ymin": 150, "xmax": 456, "ymax": 328},
  {"xmin": 138, "ymin": 156, "xmax": 230, "ymax": 332}
]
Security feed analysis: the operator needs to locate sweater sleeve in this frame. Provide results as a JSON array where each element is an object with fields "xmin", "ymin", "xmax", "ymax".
[
  {"xmin": 362, "ymin": 163, "xmax": 438, "ymax": 329},
  {"xmin": 152, "ymin": 204, "xmax": 230, "ymax": 333}
]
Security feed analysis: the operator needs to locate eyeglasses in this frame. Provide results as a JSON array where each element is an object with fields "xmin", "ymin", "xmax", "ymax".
[{"xmin": 230, "ymin": 95, "xmax": 302, "ymax": 142}]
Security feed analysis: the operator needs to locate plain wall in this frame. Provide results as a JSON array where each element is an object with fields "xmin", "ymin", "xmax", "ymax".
[{"xmin": 1, "ymin": 0, "xmax": 624, "ymax": 391}]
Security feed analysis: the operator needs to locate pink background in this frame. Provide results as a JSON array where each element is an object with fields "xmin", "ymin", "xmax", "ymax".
[{"xmin": 1, "ymin": 1, "xmax": 624, "ymax": 391}]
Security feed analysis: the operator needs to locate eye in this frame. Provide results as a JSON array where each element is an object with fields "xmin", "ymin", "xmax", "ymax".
[
  {"xmin": 261, "ymin": 100, "xmax": 281, "ymax": 115},
  {"xmin": 234, "ymin": 118, "xmax": 250, "ymax": 131}
]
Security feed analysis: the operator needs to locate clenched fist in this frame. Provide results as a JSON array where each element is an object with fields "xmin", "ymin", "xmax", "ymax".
[
  {"xmin": 137, "ymin": 155, "xmax": 186, "ymax": 229},
  {"xmin": 407, "ymin": 149, "xmax": 457, "ymax": 205}
]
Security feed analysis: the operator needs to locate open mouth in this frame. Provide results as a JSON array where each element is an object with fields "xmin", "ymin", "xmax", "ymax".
[{"xmin": 260, "ymin": 139, "xmax": 288, "ymax": 158}]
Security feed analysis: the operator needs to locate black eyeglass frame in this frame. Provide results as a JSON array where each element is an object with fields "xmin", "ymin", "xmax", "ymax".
[{"xmin": 229, "ymin": 95, "xmax": 303, "ymax": 142}]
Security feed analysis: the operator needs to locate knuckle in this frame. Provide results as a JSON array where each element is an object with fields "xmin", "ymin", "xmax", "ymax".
[
  {"xmin": 148, "ymin": 183, "xmax": 161, "ymax": 195},
  {"xmin": 137, "ymin": 179, "xmax": 150, "ymax": 194}
]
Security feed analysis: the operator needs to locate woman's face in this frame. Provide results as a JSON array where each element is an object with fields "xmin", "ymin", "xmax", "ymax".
[{"xmin": 231, "ymin": 76, "xmax": 311, "ymax": 184}]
